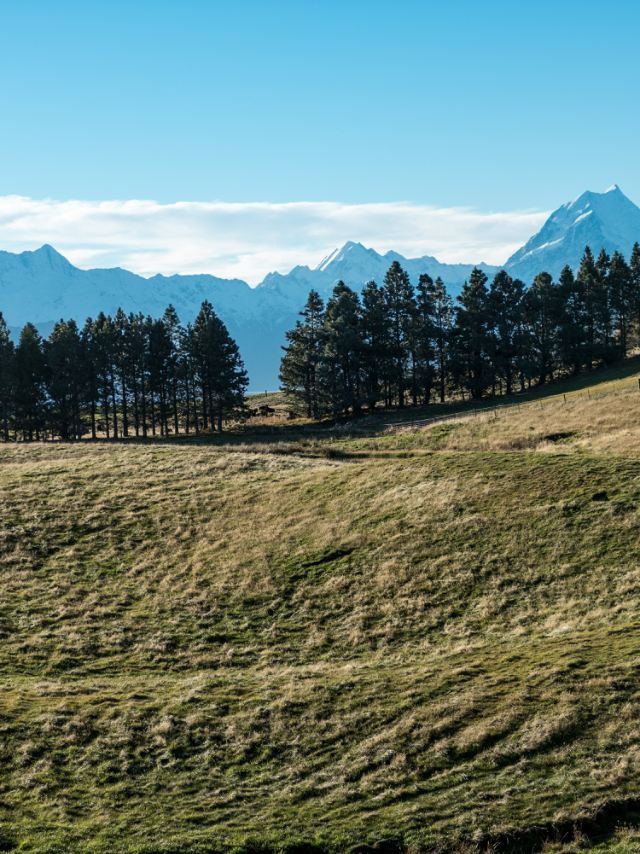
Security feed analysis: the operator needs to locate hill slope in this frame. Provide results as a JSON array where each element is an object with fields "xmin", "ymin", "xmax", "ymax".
[{"xmin": 2, "ymin": 366, "xmax": 640, "ymax": 852}]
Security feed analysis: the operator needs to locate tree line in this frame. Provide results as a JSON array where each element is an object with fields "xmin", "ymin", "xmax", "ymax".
[
  {"xmin": 280, "ymin": 245, "xmax": 640, "ymax": 417},
  {"xmin": 0, "ymin": 301, "xmax": 247, "ymax": 441}
]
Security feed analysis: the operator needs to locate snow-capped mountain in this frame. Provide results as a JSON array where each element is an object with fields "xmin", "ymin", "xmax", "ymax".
[
  {"xmin": 505, "ymin": 185, "xmax": 640, "ymax": 281},
  {"xmin": 1, "ymin": 185, "xmax": 639, "ymax": 389},
  {"xmin": 258, "ymin": 241, "xmax": 498, "ymax": 303},
  {"xmin": 0, "ymin": 244, "xmax": 257, "ymax": 325}
]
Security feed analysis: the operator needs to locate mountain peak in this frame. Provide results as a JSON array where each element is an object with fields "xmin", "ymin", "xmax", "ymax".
[
  {"xmin": 315, "ymin": 241, "xmax": 375, "ymax": 272},
  {"xmin": 567, "ymin": 184, "xmax": 630, "ymax": 209},
  {"xmin": 506, "ymin": 185, "xmax": 640, "ymax": 280},
  {"xmin": 23, "ymin": 244, "xmax": 74, "ymax": 271}
]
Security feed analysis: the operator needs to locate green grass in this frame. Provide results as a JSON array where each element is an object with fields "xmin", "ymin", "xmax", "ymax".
[{"xmin": 3, "ymin": 364, "xmax": 640, "ymax": 851}]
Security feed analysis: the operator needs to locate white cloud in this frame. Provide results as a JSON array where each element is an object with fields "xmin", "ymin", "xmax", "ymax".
[{"xmin": 0, "ymin": 195, "xmax": 549, "ymax": 284}]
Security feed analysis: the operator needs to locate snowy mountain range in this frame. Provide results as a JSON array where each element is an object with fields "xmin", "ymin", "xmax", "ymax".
[{"xmin": 1, "ymin": 185, "xmax": 639, "ymax": 389}]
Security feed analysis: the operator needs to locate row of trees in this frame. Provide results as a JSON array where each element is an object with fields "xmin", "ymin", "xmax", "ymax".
[
  {"xmin": 280, "ymin": 245, "xmax": 640, "ymax": 416},
  {"xmin": 0, "ymin": 301, "xmax": 247, "ymax": 441}
]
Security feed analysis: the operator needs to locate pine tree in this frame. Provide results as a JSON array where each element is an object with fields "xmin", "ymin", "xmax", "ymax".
[
  {"xmin": 595, "ymin": 249, "xmax": 614, "ymax": 362},
  {"xmin": 14, "ymin": 324, "xmax": 47, "ymax": 441},
  {"xmin": 81, "ymin": 319, "xmax": 99, "ymax": 439},
  {"xmin": 92, "ymin": 313, "xmax": 118, "ymax": 438},
  {"xmin": 148, "ymin": 317, "xmax": 173, "ymax": 436},
  {"xmin": 608, "ymin": 251, "xmax": 632, "ymax": 359},
  {"xmin": 46, "ymin": 319, "xmax": 86, "ymax": 439},
  {"xmin": 209, "ymin": 314, "xmax": 248, "ymax": 430},
  {"xmin": 0, "ymin": 313, "xmax": 14, "ymax": 441},
  {"xmin": 383, "ymin": 261, "xmax": 415, "ymax": 407},
  {"xmin": 412, "ymin": 274, "xmax": 438, "ymax": 404},
  {"xmin": 488, "ymin": 270, "xmax": 525, "ymax": 395},
  {"xmin": 558, "ymin": 265, "xmax": 584, "ymax": 375},
  {"xmin": 576, "ymin": 247, "xmax": 598, "ymax": 369},
  {"xmin": 319, "ymin": 282, "xmax": 363, "ymax": 416},
  {"xmin": 630, "ymin": 242, "xmax": 640, "ymax": 337},
  {"xmin": 524, "ymin": 272, "xmax": 561, "ymax": 385},
  {"xmin": 114, "ymin": 309, "xmax": 131, "ymax": 437},
  {"xmin": 428, "ymin": 277, "xmax": 453, "ymax": 403},
  {"xmin": 280, "ymin": 290, "xmax": 325, "ymax": 418},
  {"xmin": 191, "ymin": 301, "xmax": 247, "ymax": 431},
  {"xmin": 455, "ymin": 268, "xmax": 491, "ymax": 400},
  {"xmin": 163, "ymin": 305, "xmax": 183, "ymax": 434},
  {"xmin": 125, "ymin": 313, "xmax": 147, "ymax": 437},
  {"xmin": 360, "ymin": 280, "xmax": 388, "ymax": 410}
]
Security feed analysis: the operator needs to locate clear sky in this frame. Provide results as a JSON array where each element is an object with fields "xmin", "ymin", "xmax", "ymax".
[{"xmin": 1, "ymin": 0, "xmax": 639, "ymax": 278}]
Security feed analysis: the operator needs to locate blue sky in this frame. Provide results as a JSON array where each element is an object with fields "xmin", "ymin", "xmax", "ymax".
[{"xmin": 1, "ymin": 0, "xmax": 639, "ymax": 278}]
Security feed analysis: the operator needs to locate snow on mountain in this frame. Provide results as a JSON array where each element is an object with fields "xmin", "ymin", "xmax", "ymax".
[
  {"xmin": 0, "ymin": 245, "xmax": 256, "ymax": 325},
  {"xmin": 505, "ymin": 185, "xmax": 640, "ymax": 281},
  {"xmin": 258, "ymin": 240, "xmax": 498, "ymax": 301}
]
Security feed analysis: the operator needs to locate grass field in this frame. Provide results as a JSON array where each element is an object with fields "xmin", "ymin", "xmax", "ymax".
[{"xmin": 3, "ymin": 363, "xmax": 640, "ymax": 852}]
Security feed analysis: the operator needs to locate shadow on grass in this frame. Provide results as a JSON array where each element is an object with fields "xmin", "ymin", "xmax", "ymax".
[{"xmin": 347, "ymin": 795, "xmax": 640, "ymax": 853}]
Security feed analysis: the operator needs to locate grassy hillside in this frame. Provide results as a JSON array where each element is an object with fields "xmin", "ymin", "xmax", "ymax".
[{"xmin": 3, "ymin": 364, "xmax": 640, "ymax": 852}]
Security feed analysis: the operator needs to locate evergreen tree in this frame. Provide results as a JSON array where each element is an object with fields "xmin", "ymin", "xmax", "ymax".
[
  {"xmin": 163, "ymin": 305, "xmax": 183, "ymax": 435},
  {"xmin": 608, "ymin": 251, "xmax": 632, "ymax": 358},
  {"xmin": 209, "ymin": 313, "xmax": 248, "ymax": 430},
  {"xmin": 576, "ymin": 247, "xmax": 599, "ymax": 369},
  {"xmin": 125, "ymin": 313, "xmax": 147, "ymax": 437},
  {"xmin": 595, "ymin": 249, "xmax": 614, "ymax": 362},
  {"xmin": 524, "ymin": 272, "xmax": 561, "ymax": 385},
  {"xmin": 319, "ymin": 282, "xmax": 363, "ymax": 416},
  {"xmin": 558, "ymin": 265, "xmax": 584, "ymax": 375},
  {"xmin": 455, "ymin": 268, "xmax": 491, "ymax": 400},
  {"xmin": 45, "ymin": 319, "xmax": 86, "ymax": 440},
  {"xmin": 114, "ymin": 309, "xmax": 131, "ymax": 437},
  {"xmin": 92, "ymin": 313, "xmax": 118, "ymax": 438},
  {"xmin": 630, "ymin": 242, "xmax": 640, "ymax": 335},
  {"xmin": 428, "ymin": 277, "xmax": 453, "ymax": 403},
  {"xmin": 280, "ymin": 290, "xmax": 325, "ymax": 418},
  {"xmin": 14, "ymin": 324, "xmax": 47, "ymax": 440},
  {"xmin": 409, "ymin": 274, "xmax": 434, "ymax": 405},
  {"xmin": 360, "ymin": 280, "xmax": 388, "ymax": 409},
  {"xmin": 0, "ymin": 313, "xmax": 14, "ymax": 441},
  {"xmin": 488, "ymin": 270, "xmax": 525, "ymax": 395},
  {"xmin": 191, "ymin": 301, "xmax": 247, "ymax": 431},
  {"xmin": 383, "ymin": 261, "xmax": 415, "ymax": 407},
  {"xmin": 81, "ymin": 318, "xmax": 99, "ymax": 439}
]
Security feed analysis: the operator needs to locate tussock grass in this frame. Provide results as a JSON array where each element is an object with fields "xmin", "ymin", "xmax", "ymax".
[{"xmin": 2, "ymin": 366, "xmax": 640, "ymax": 851}]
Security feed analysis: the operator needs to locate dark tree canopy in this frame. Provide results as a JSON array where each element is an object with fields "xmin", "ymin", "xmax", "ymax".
[
  {"xmin": 0, "ymin": 302, "xmax": 248, "ymax": 441},
  {"xmin": 280, "ymin": 243, "xmax": 640, "ymax": 417}
]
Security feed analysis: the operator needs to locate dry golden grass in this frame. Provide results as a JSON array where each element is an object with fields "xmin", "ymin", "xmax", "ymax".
[
  {"xmin": 377, "ymin": 372, "xmax": 640, "ymax": 456},
  {"xmin": 2, "ymin": 366, "xmax": 640, "ymax": 851}
]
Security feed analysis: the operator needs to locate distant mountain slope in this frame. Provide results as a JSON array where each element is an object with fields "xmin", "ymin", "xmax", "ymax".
[
  {"xmin": 2, "ymin": 186, "xmax": 640, "ymax": 388},
  {"xmin": 505, "ymin": 185, "xmax": 640, "ymax": 280},
  {"xmin": 0, "ymin": 244, "xmax": 256, "ymax": 325}
]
